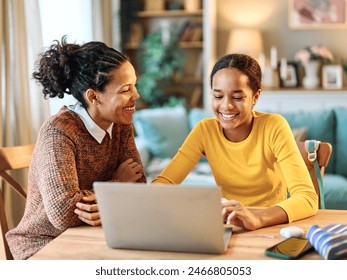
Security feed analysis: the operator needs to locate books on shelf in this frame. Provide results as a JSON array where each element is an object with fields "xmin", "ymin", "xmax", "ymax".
[
  {"xmin": 144, "ymin": 0, "xmax": 165, "ymax": 11},
  {"xmin": 127, "ymin": 23, "xmax": 143, "ymax": 47},
  {"xmin": 190, "ymin": 86, "xmax": 202, "ymax": 107},
  {"xmin": 178, "ymin": 19, "xmax": 203, "ymax": 42}
]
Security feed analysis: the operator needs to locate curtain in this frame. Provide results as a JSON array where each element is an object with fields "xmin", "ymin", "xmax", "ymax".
[
  {"xmin": 0, "ymin": 0, "xmax": 49, "ymax": 235},
  {"xmin": 111, "ymin": 0, "xmax": 122, "ymax": 50},
  {"xmin": 92, "ymin": 0, "xmax": 122, "ymax": 50},
  {"xmin": 92, "ymin": 0, "xmax": 112, "ymax": 46},
  {"xmin": 0, "ymin": 0, "xmax": 121, "ymax": 258}
]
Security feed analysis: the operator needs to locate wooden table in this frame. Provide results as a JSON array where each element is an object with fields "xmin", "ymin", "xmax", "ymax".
[{"xmin": 30, "ymin": 209, "xmax": 347, "ymax": 260}]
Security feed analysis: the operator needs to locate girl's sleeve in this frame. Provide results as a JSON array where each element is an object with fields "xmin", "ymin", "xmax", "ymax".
[
  {"xmin": 270, "ymin": 115, "xmax": 318, "ymax": 222},
  {"xmin": 152, "ymin": 122, "xmax": 205, "ymax": 184}
]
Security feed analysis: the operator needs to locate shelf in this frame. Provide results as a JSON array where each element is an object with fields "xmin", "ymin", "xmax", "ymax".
[
  {"xmin": 179, "ymin": 41, "xmax": 203, "ymax": 48},
  {"xmin": 121, "ymin": 0, "xmax": 215, "ymax": 109},
  {"xmin": 262, "ymin": 87, "xmax": 347, "ymax": 94},
  {"xmin": 136, "ymin": 9, "xmax": 203, "ymax": 18},
  {"xmin": 123, "ymin": 41, "xmax": 203, "ymax": 51},
  {"xmin": 174, "ymin": 76, "xmax": 202, "ymax": 84},
  {"xmin": 256, "ymin": 89, "xmax": 347, "ymax": 112}
]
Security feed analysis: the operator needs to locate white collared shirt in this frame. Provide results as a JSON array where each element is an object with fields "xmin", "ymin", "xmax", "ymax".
[{"xmin": 68, "ymin": 103, "xmax": 113, "ymax": 144}]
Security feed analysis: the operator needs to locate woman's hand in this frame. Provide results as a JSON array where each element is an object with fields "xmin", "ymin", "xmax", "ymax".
[
  {"xmin": 221, "ymin": 200, "xmax": 262, "ymax": 231},
  {"xmin": 74, "ymin": 194, "xmax": 101, "ymax": 226},
  {"xmin": 113, "ymin": 158, "xmax": 143, "ymax": 182}
]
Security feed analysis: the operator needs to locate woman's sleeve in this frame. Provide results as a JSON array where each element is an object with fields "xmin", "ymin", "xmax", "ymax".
[
  {"xmin": 270, "ymin": 116, "xmax": 318, "ymax": 222},
  {"xmin": 35, "ymin": 127, "xmax": 91, "ymax": 230}
]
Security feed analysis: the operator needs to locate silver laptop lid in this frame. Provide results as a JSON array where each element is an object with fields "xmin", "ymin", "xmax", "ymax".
[{"xmin": 93, "ymin": 183, "xmax": 231, "ymax": 254}]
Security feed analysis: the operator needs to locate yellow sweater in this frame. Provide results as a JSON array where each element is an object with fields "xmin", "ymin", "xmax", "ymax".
[{"xmin": 153, "ymin": 111, "xmax": 318, "ymax": 222}]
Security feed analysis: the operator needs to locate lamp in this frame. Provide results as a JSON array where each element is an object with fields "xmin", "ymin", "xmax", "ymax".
[{"xmin": 227, "ymin": 28, "xmax": 264, "ymax": 61}]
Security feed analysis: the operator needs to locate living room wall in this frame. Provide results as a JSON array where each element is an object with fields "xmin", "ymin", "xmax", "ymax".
[{"xmin": 216, "ymin": 0, "xmax": 347, "ymax": 64}]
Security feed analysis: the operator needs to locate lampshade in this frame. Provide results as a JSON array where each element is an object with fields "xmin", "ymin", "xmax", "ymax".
[{"xmin": 227, "ymin": 28, "xmax": 264, "ymax": 60}]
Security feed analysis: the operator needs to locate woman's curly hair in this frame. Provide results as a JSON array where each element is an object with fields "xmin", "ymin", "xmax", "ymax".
[{"xmin": 32, "ymin": 35, "xmax": 128, "ymax": 108}]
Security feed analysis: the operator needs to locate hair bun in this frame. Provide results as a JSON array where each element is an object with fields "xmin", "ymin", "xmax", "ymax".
[{"xmin": 33, "ymin": 36, "xmax": 80, "ymax": 98}]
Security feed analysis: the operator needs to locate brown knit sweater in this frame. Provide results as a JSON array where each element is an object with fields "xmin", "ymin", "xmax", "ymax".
[{"xmin": 6, "ymin": 107, "xmax": 146, "ymax": 259}]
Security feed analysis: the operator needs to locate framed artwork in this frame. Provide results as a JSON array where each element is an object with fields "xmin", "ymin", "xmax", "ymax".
[
  {"xmin": 278, "ymin": 61, "xmax": 299, "ymax": 88},
  {"xmin": 322, "ymin": 65, "xmax": 343, "ymax": 89},
  {"xmin": 289, "ymin": 0, "xmax": 347, "ymax": 29}
]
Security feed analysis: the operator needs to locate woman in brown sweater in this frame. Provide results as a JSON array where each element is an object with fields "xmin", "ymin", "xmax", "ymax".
[{"xmin": 6, "ymin": 36, "xmax": 146, "ymax": 259}]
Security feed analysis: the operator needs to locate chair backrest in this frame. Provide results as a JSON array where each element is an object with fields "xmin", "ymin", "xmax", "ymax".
[
  {"xmin": 297, "ymin": 141, "xmax": 332, "ymax": 209},
  {"xmin": 0, "ymin": 144, "xmax": 34, "ymax": 260}
]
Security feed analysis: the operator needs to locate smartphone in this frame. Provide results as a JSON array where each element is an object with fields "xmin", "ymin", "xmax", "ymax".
[{"xmin": 265, "ymin": 237, "xmax": 314, "ymax": 260}]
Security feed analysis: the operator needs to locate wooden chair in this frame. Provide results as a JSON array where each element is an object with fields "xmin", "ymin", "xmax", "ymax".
[
  {"xmin": 0, "ymin": 144, "xmax": 34, "ymax": 260},
  {"xmin": 297, "ymin": 141, "xmax": 332, "ymax": 209}
]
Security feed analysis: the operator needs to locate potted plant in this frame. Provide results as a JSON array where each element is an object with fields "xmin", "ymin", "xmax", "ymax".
[
  {"xmin": 294, "ymin": 45, "xmax": 334, "ymax": 89},
  {"xmin": 137, "ymin": 27, "xmax": 186, "ymax": 108}
]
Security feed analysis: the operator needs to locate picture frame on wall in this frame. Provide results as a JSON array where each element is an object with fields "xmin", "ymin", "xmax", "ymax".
[
  {"xmin": 322, "ymin": 65, "xmax": 343, "ymax": 89},
  {"xmin": 289, "ymin": 0, "xmax": 347, "ymax": 29},
  {"xmin": 279, "ymin": 61, "xmax": 299, "ymax": 88}
]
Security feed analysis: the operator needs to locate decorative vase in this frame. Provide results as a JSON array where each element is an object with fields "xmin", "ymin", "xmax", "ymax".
[{"xmin": 303, "ymin": 60, "xmax": 320, "ymax": 89}]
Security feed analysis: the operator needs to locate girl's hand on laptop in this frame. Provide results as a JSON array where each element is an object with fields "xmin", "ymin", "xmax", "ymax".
[
  {"xmin": 221, "ymin": 200, "xmax": 262, "ymax": 231},
  {"xmin": 75, "ymin": 194, "xmax": 101, "ymax": 226},
  {"xmin": 113, "ymin": 158, "xmax": 143, "ymax": 182}
]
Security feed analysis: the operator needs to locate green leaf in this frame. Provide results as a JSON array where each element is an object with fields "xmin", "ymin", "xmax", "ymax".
[{"xmin": 137, "ymin": 27, "xmax": 185, "ymax": 107}]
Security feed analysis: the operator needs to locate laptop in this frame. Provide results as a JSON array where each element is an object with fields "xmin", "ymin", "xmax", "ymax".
[{"xmin": 93, "ymin": 182, "xmax": 232, "ymax": 254}]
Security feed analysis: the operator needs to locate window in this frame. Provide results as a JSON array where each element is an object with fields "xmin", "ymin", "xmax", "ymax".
[{"xmin": 38, "ymin": 0, "xmax": 92, "ymax": 115}]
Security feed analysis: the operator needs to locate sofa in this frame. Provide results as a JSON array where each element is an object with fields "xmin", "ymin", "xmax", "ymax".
[{"xmin": 133, "ymin": 106, "xmax": 347, "ymax": 210}]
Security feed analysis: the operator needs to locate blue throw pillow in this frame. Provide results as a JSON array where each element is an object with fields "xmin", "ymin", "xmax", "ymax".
[
  {"xmin": 188, "ymin": 108, "xmax": 214, "ymax": 130},
  {"xmin": 133, "ymin": 106, "xmax": 189, "ymax": 158},
  {"xmin": 280, "ymin": 109, "xmax": 336, "ymax": 173}
]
